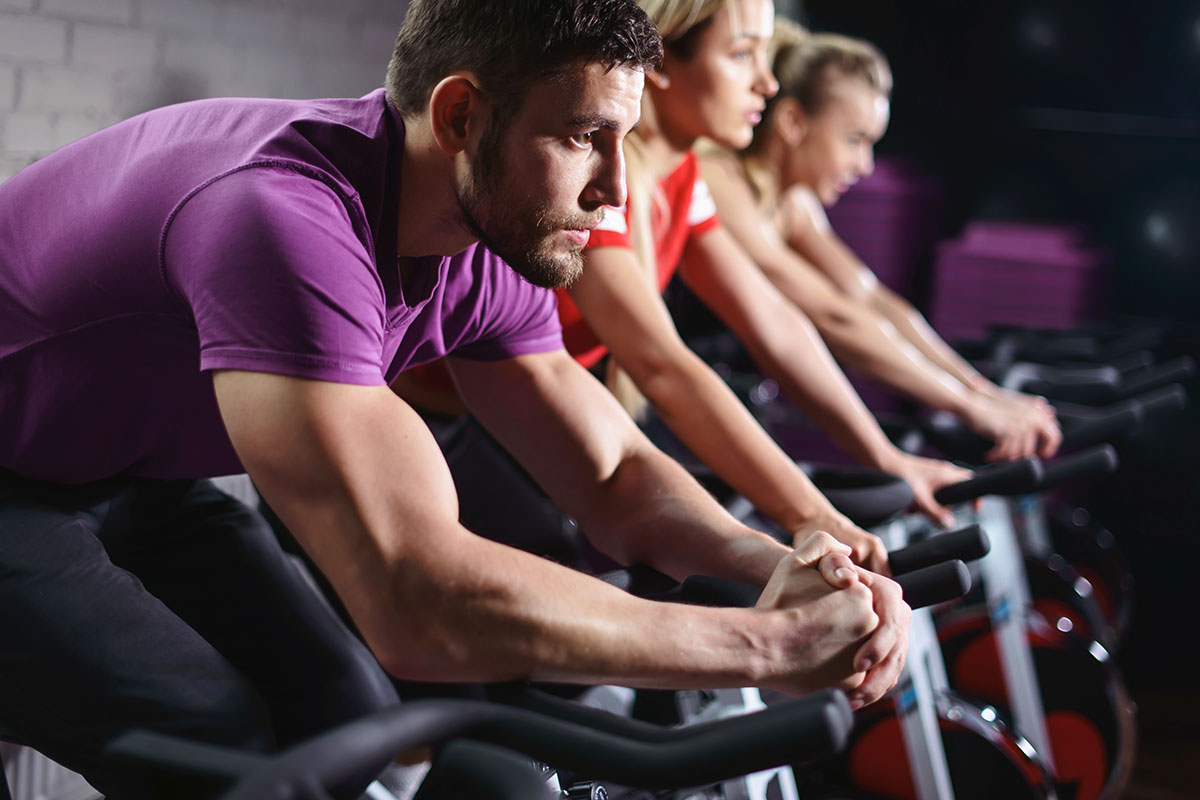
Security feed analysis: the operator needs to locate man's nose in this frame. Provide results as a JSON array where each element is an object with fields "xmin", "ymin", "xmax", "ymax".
[{"xmin": 584, "ymin": 149, "xmax": 627, "ymax": 209}]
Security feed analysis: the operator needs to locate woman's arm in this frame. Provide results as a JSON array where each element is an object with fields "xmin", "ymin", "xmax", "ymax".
[
  {"xmin": 700, "ymin": 155, "xmax": 984, "ymax": 420},
  {"xmin": 705, "ymin": 157, "xmax": 1060, "ymax": 461},
  {"xmin": 784, "ymin": 188, "xmax": 1061, "ymax": 459},
  {"xmin": 782, "ymin": 183, "xmax": 992, "ymax": 387},
  {"xmin": 678, "ymin": 224, "xmax": 967, "ymax": 524},
  {"xmin": 568, "ymin": 245, "xmax": 889, "ymax": 569}
]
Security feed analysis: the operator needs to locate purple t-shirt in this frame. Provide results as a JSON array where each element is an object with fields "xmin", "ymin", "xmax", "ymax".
[{"xmin": 0, "ymin": 89, "xmax": 563, "ymax": 483}]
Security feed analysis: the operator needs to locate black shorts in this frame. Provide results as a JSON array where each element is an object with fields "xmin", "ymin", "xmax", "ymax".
[{"xmin": 0, "ymin": 471, "xmax": 397, "ymax": 796}]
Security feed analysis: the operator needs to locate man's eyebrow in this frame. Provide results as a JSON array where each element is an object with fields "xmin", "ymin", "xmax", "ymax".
[{"xmin": 566, "ymin": 114, "xmax": 639, "ymax": 135}]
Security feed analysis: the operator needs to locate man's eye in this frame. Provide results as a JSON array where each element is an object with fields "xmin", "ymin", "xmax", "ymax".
[
  {"xmin": 732, "ymin": 49, "xmax": 754, "ymax": 60},
  {"xmin": 571, "ymin": 132, "xmax": 595, "ymax": 147}
]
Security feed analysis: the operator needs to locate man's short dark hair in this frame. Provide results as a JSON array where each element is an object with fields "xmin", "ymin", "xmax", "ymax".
[{"xmin": 386, "ymin": 0, "xmax": 663, "ymax": 120}]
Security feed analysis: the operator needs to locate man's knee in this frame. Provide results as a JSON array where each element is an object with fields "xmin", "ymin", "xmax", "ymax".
[{"xmin": 155, "ymin": 672, "xmax": 276, "ymax": 753}]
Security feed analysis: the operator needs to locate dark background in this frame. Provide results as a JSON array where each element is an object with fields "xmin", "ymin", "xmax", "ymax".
[
  {"xmin": 793, "ymin": 2, "xmax": 1200, "ymax": 790},
  {"xmin": 797, "ymin": 0, "xmax": 1200, "ymax": 321}
]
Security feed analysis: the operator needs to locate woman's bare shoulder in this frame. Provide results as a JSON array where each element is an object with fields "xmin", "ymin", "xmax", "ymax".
[{"xmin": 779, "ymin": 184, "xmax": 830, "ymax": 237}]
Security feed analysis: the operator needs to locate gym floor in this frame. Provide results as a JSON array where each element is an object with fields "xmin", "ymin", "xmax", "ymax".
[
  {"xmin": 1097, "ymin": 367, "xmax": 1200, "ymax": 799},
  {"xmin": 1127, "ymin": 690, "xmax": 1200, "ymax": 798}
]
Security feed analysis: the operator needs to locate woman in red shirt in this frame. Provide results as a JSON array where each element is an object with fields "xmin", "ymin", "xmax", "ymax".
[{"xmin": 558, "ymin": 0, "xmax": 973, "ymax": 564}]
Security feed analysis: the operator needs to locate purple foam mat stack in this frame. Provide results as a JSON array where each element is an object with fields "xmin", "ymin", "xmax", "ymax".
[
  {"xmin": 825, "ymin": 157, "xmax": 946, "ymax": 416},
  {"xmin": 927, "ymin": 221, "xmax": 1112, "ymax": 344},
  {"xmin": 825, "ymin": 157, "xmax": 946, "ymax": 304}
]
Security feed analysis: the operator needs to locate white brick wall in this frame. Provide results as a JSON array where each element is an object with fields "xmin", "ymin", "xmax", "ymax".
[
  {"xmin": 0, "ymin": 65, "xmax": 15, "ymax": 109},
  {"xmin": 0, "ymin": 0, "xmax": 407, "ymax": 184},
  {"xmin": 294, "ymin": 10, "xmax": 355, "ymax": 51},
  {"xmin": 140, "ymin": 0, "xmax": 222, "ymax": 38},
  {"xmin": 41, "ymin": 0, "xmax": 134, "ymax": 26},
  {"xmin": 0, "ymin": 13, "xmax": 69, "ymax": 63},
  {"xmin": 72, "ymin": 24, "xmax": 159, "ymax": 69},
  {"xmin": 19, "ymin": 66, "xmax": 118, "ymax": 113},
  {"xmin": 4, "ymin": 110, "xmax": 57, "ymax": 154}
]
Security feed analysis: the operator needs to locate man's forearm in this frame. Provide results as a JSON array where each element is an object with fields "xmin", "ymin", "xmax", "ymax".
[
  {"xmin": 566, "ymin": 437, "xmax": 793, "ymax": 586},
  {"xmin": 353, "ymin": 521, "xmax": 777, "ymax": 688}
]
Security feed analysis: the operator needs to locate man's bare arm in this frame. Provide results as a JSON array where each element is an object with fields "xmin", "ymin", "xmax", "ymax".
[
  {"xmin": 449, "ymin": 349, "xmax": 797, "ymax": 583},
  {"xmin": 213, "ymin": 368, "xmax": 901, "ymax": 699}
]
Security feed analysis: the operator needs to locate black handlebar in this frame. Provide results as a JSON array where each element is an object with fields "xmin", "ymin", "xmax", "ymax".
[
  {"xmin": 1014, "ymin": 355, "xmax": 1192, "ymax": 404},
  {"xmin": 933, "ymin": 458, "xmax": 1044, "ymax": 505},
  {"xmin": 682, "ymin": 556, "xmax": 972, "ymax": 611},
  {"xmin": 896, "ymin": 560, "xmax": 972, "ymax": 609},
  {"xmin": 1117, "ymin": 356, "xmax": 1194, "ymax": 399},
  {"xmin": 800, "ymin": 464, "xmax": 915, "ymax": 528},
  {"xmin": 106, "ymin": 692, "xmax": 854, "ymax": 799},
  {"xmin": 417, "ymin": 739, "xmax": 557, "ymax": 800},
  {"xmin": 888, "ymin": 524, "xmax": 990, "ymax": 576},
  {"xmin": 1058, "ymin": 383, "xmax": 1188, "ymax": 450},
  {"xmin": 1140, "ymin": 382, "xmax": 1191, "ymax": 414},
  {"xmin": 1057, "ymin": 400, "xmax": 1141, "ymax": 451},
  {"xmin": 1034, "ymin": 444, "xmax": 1119, "ymax": 491}
]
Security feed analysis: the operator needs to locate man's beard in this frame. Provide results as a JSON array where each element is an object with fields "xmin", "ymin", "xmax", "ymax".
[{"xmin": 454, "ymin": 121, "xmax": 598, "ymax": 290}]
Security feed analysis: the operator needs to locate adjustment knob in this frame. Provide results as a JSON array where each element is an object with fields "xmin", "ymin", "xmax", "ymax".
[{"xmin": 564, "ymin": 781, "xmax": 608, "ymax": 800}]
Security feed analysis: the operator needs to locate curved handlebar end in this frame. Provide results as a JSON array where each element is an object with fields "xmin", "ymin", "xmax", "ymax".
[{"xmin": 933, "ymin": 459, "xmax": 1043, "ymax": 505}]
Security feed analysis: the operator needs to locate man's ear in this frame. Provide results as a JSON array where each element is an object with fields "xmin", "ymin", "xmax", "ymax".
[
  {"xmin": 646, "ymin": 65, "xmax": 671, "ymax": 90},
  {"xmin": 428, "ymin": 73, "xmax": 487, "ymax": 155}
]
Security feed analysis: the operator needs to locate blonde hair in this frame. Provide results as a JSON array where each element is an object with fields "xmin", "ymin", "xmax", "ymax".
[
  {"xmin": 735, "ymin": 19, "xmax": 891, "ymax": 206},
  {"xmin": 748, "ymin": 19, "xmax": 892, "ymax": 154},
  {"xmin": 606, "ymin": 0, "xmax": 730, "ymax": 420},
  {"xmin": 770, "ymin": 19, "xmax": 891, "ymax": 115}
]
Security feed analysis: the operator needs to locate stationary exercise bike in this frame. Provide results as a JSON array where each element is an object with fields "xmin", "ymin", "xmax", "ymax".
[{"xmin": 102, "ymin": 687, "xmax": 857, "ymax": 800}]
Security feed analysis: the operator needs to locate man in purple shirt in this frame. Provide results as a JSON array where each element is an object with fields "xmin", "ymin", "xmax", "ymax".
[{"xmin": 0, "ymin": 0, "xmax": 908, "ymax": 793}]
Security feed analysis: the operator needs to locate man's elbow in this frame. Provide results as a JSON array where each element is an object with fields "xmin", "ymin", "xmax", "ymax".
[{"xmin": 366, "ymin": 617, "xmax": 485, "ymax": 683}]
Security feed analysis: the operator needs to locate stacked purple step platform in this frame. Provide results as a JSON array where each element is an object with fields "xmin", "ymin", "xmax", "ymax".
[
  {"xmin": 825, "ymin": 158, "xmax": 945, "ymax": 417},
  {"xmin": 826, "ymin": 157, "xmax": 945, "ymax": 305},
  {"xmin": 927, "ymin": 221, "xmax": 1112, "ymax": 345}
]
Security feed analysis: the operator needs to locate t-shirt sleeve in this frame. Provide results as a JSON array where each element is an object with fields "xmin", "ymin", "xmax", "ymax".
[
  {"xmin": 688, "ymin": 174, "xmax": 720, "ymax": 237},
  {"xmin": 584, "ymin": 202, "xmax": 631, "ymax": 250},
  {"xmin": 162, "ymin": 165, "xmax": 388, "ymax": 385},
  {"xmin": 436, "ymin": 245, "xmax": 564, "ymax": 362}
]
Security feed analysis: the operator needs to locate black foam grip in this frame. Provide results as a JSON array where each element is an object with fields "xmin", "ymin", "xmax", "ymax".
[
  {"xmin": 933, "ymin": 458, "xmax": 1043, "ymax": 505},
  {"xmin": 1136, "ymin": 383, "xmax": 1189, "ymax": 417},
  {"xmin": 1058, "ymin": 400, "xmax": 1141, "ymax": 450},
  {"xmin": 1036, "ymin": 444, "xmax": 1119, "ymax": 490},
  {"xmin": 1117, "ymin": 357, "xmax": 1195, "ymax": 399},
  {"xmin": 801, "ymin": 465, "xmax": 914, "ymax": 528},
  {"xmin": 414, "ymin": 740, "xmax": 556, "ymax": 800},
  {"xmin": 1059, "ymin": 383, "xmax": 1188, "ymax": 450},
  {"xmin": 888, "ymin": 525, "xmax": 990, "ymax": 576},
  {"xmin": 895, "ymin": 560, "xmax": 971, "ymax": 609},
  {"xmin": 683, "ymin": 561, "xmax": 971, "ymax": 611}
]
